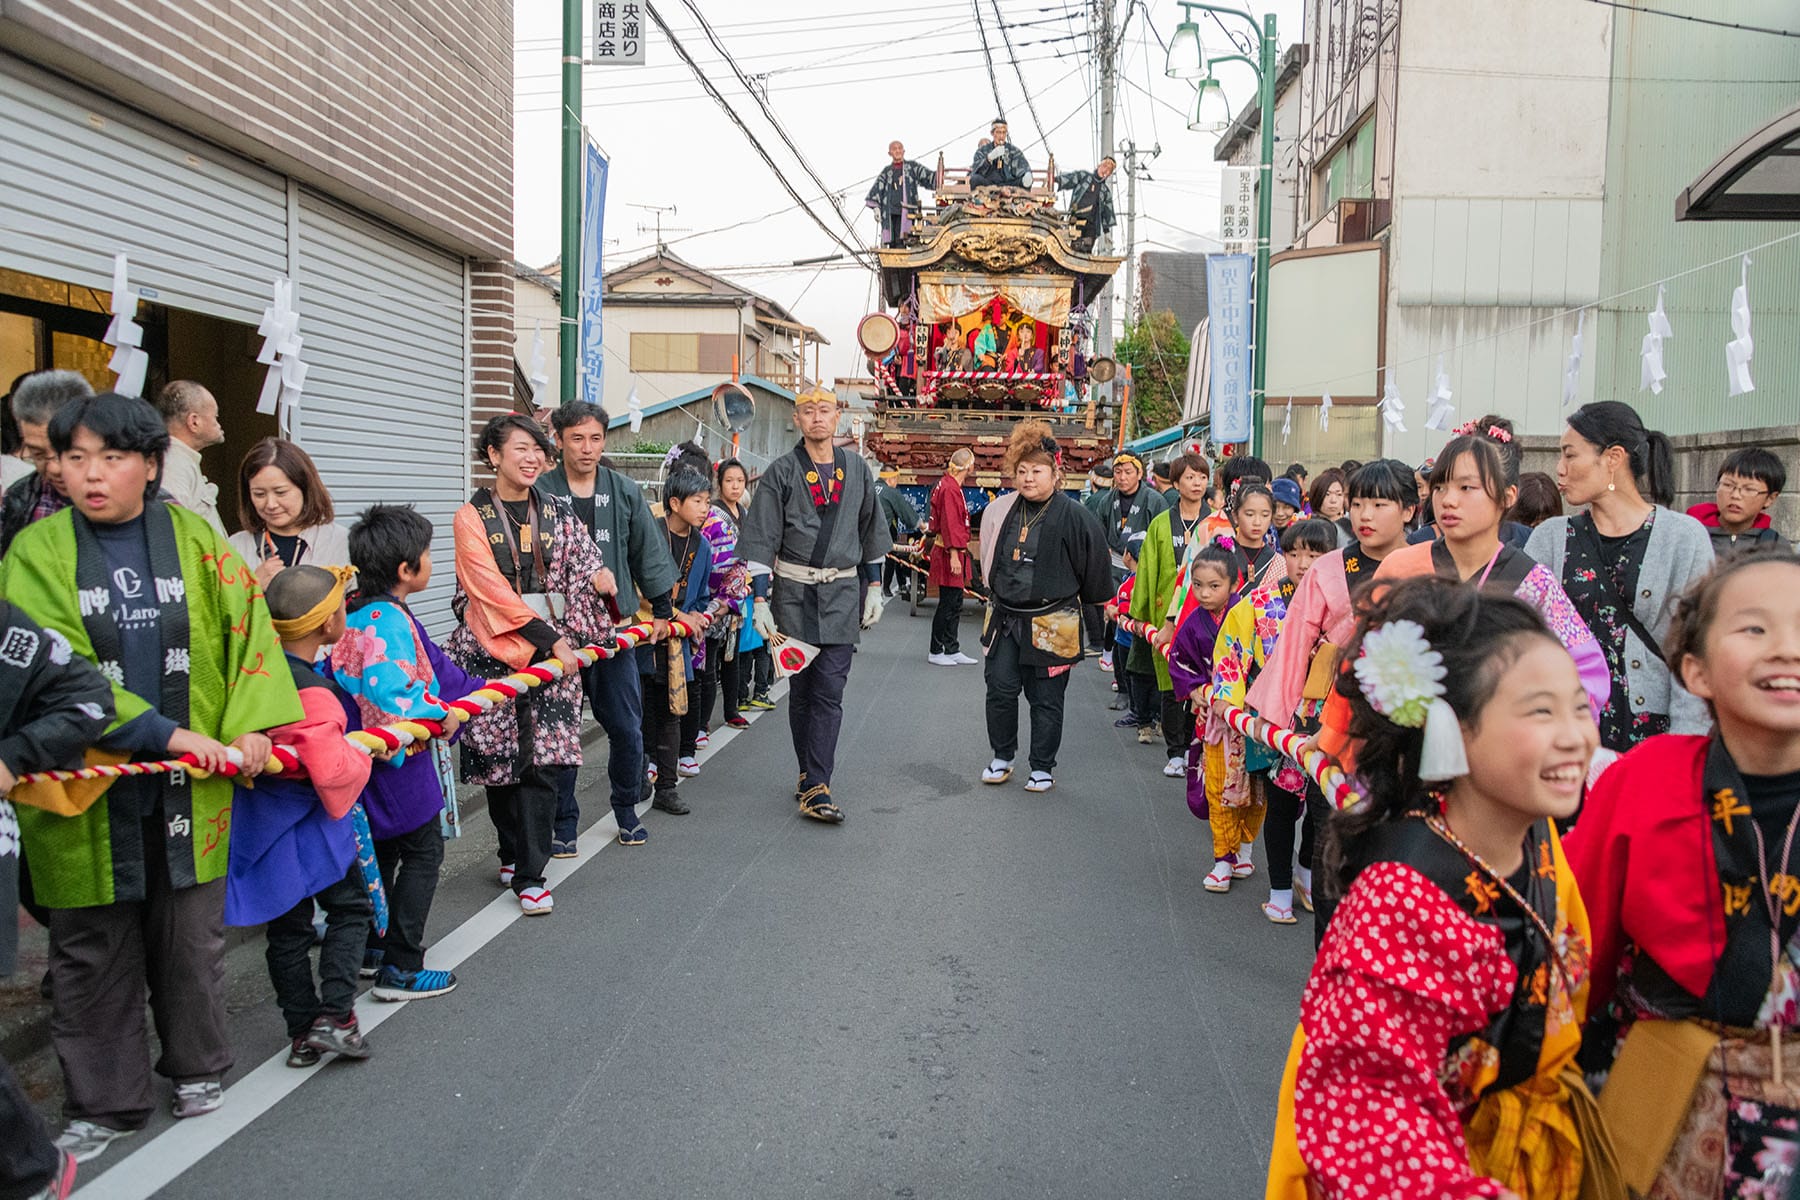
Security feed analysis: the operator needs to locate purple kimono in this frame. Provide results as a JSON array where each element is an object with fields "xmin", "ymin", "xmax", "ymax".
[
  {"xmin": 1164, "ymin": 597, "xmax": 1235, "ymax": 821},
  {"xmin": 330, "ymin": 595, "xmax": 486, "ymax": 841}
]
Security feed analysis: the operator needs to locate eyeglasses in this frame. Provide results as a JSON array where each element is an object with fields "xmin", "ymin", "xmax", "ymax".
[{"xmin": 1717, "ymin": 479, "xmax": 1770, "ymax": 499}]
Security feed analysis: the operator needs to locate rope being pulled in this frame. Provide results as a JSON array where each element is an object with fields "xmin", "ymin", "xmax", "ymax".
[
  {"xmin": 1111, "ymin": 615, "xmax": 1363, "ymax": 810},
  {"xmin": 15, "ymin": 619, "xmax": 699, "ymax": 786}
]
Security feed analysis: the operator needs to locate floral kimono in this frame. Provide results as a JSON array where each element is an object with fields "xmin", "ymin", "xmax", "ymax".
[
  {"xmin": 447, "ymin": 487, "xmax": 611, "ymax": 788},
  {"xmin": 1214, "ymin": 576, "xmax": 1305, "ymax": 794},
  {"xmin": 1165, "ymin": 595, "xmax": 1236, "ymax": 823},
  {"xmin": 1269, "ymin": 816, "xmax": 1604, "ymax": 1200},
  {"xmin": 1569, "ymin": 733, "xmax": 1800, "ymax": 1199}
]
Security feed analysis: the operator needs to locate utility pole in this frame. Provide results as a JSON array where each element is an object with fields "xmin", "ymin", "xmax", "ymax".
[
  {"xmin": 1118, "ymin": 141, "xmax": 1159, "ymax": 338},
  {"xmin": 1094, "ymin": 0, "xmax": 1116, "ymax": 392},
  {"xmin": 559, "ymin": 0, "xmax": 582, "ymax": 404}
]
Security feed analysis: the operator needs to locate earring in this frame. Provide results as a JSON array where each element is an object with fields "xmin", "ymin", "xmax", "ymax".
[{"xmin": 1608, "ymin": 477, "xmax": 1616, "ymax": 492}]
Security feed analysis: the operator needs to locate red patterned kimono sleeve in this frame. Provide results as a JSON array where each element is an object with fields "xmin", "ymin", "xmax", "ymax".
[{"xmin": 1295, "ymin": 861, "xmax": 1516, "ymax": 1200}]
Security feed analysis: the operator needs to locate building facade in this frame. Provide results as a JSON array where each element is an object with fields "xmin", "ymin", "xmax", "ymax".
[
  {"xmin": 597, "ymin": 250, "xmax": 825, "ymax": 424},
  {"xmin": 0, "ymin": 1, "xmax": 513, "ymax": 632}
]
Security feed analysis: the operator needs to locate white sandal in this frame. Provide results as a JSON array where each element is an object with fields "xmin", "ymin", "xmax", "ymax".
[
  {"xmin": 1203, "ymin": 861, "xmax": 1233, "ymax": 893},
  {"xmin": 1023, "ymin": 771, "xmax": 1055, "ymax": 793},
  {"xmin": 981, "ymin": 759, "xmax": 1013, "ymax": 785}
]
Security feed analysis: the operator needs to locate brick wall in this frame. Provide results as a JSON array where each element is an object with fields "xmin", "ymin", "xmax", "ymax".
[
  {"xmin": 0, "ymin": 0, "xmax": 511, "ymax": 260},
  {"xmin": 1520, "ymin": 427, "xmax": 1800, "ymax": 539},
  {"xmin": 470, "ymin": 258, "xmax": 518, "ymax": 470}
]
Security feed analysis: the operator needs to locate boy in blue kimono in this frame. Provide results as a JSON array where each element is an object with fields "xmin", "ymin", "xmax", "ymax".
[{"xmin": 331, "ymin": 504, "xmax": 485, "ymax": 1001}]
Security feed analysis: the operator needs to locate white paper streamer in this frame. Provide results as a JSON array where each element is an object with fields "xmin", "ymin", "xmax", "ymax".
[
  {"xmin": 256, "ymin": 278, "xmax": 307, "ymax": 436},
  {"xmin": 1727, "ymin": 256, "xmax": 1755, "ymax": 397},
  {"xmin": 1638, "ymin": 283, "xmax": 1672, "ymax": 395},
  {"xmin": 1424, "ymin": 355, "xmax": 1456, "ymax": 432},
  {"xmin": 627, "ymin": 386, "xmax": 643, "ymax": 433},
  {"xmin": 527, "ymin": 321, "xmax": 549, "ymax": 397},
  {"xmin": 1378, "ymin": 369, "xmax": 1406, "ymax": 433},
  {"xmin": 1281, "ymin": 397, "xmax": 1292, "ymax": 448},
  {"xmin": 103, "ymin": 253, "xmax": 149, "ymax": 397},
  {"xmin": 1562, "ymin": 310, "xmax": 1585, "ymax": 409},
  {"xmin": 1318, "ymin": 391, "xmax": 1332, "ymax": 433}
]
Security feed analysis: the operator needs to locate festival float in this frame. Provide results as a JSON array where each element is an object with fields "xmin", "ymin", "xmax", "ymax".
[{"xmin": 855, "ymin": 152, "xmax": 1125, "ymax": 506}]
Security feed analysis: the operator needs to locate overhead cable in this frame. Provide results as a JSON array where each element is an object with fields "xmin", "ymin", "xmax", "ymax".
[{"xmin": 640, "ymin": 3, "xmax": 871, "ymax": 262}]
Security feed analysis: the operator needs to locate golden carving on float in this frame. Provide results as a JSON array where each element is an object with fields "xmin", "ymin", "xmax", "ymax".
[{"xmin": 949, "ymin": 231, "xmax": 1046, "ymax": 272}]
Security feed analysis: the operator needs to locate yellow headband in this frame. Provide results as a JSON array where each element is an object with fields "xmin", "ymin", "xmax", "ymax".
[
  {"xmin": 1114, "ymin": 452, "xmax": 1145, "ymax": 472},
  {"xmin": 269, "ymin": 565, "xmax": 356, "ymax": 640}
]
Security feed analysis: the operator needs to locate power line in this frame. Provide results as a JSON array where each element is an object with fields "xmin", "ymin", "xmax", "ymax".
[
  {"xmin": 639, "ymin": 3, "xmax": 871, "ymax": 263},
  {"xmin": 1582, "ymin": 0, "xmax": 1799, "ymax": 37},
  {"xmin": 971, "ymin": 0, "xmax": 1008, "ymax": 117},
  {"xmin": 989, "ymin": 0, "xmax": 1052, "ymax": 154},
  {"xmin": 674, "ymin": 0, "xmax": 871, "ymax": 257}
]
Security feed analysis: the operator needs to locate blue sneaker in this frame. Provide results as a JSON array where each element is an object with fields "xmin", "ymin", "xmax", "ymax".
[
  {"xmin": 359, "ymin": 949, "xmax": 384, "ymax": 980},
  {"xmin": 371, "ymin": 965, "xmax": 458, "ymax": 1002}
]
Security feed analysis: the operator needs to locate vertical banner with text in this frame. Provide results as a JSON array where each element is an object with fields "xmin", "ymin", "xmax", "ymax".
[
  {"xmin": 1205, "ymin": 254, "xmax": 1253, "ymax": 445},
  {"xmin": 593, "ymin": 2, "xmax": 646, "ymax": 64},
  {"xmin": 1218, "ymin": 167, "xmax": 1256, "ymax": 256},
  {"xmin": 580, "ymin": 141, "xmax": 608, "ymax": 406}
]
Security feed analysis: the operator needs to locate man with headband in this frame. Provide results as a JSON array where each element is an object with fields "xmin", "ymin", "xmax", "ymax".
[
  {"xmin": 0, "ymin": 391, "xmax": 299, "ymax": 1156},
  {"xmin": 739, "ymin": 388, "xmax": 893, "ymax": 823},
  {"xmin": 226, "ymin": 564, "xmax": 382, "ymax": 1070}
]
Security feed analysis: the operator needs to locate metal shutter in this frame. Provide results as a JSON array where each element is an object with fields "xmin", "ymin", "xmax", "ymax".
[
  {"xmin": 0, "ymin": 60, "xmax": 287, "ymax": 322},
  {"xmin": 294, "ymin": 191, "xmax": 467, "ymax": 636}
]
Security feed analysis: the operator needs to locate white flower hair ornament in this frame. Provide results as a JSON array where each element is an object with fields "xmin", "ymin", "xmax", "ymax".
[{"xmin": 1352, "ymin": 619, "xmax": 1470, "ymax": 782}]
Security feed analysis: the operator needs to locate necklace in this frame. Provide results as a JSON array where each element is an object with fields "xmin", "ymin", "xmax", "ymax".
[
  {"xmin": 1422, "ymin": 812, "xmax": 1574, "ymax": 997},
  {"xmin": 1013, "ymin": 497, "xmax": 1049, "ymax": 561}
]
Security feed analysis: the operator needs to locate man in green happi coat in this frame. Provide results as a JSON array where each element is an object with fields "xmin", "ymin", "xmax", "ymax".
[{"xmin": 0, "ymin": 393, "xmax": 300, "ymax": 1160}]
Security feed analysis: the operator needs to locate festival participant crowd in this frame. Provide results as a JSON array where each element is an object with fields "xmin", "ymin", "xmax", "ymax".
[
  {"xmin": 1, "ymin": 364, "xmax": 1798, "ymax": 1199},
  {"xmin": 0, "ymin": 376, "xmax": 889, "ymax": 1196}
]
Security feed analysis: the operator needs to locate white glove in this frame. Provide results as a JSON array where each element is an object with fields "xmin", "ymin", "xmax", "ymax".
[
  {"xmin": 753, "ymin": 601, "xmax": 779, "ymax": 644},
  {"xmin": 862, "ymin": 586, "xmax": 884, "ymax": 629}
]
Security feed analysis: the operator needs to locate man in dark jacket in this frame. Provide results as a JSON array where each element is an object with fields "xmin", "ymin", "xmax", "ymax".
[
  {"xmin": 865, "ymin": 141, "xmax": 937, "ymax": 247},
  {"xmin": 538, "ymin": 402, "xmax": 678, "ymax": 856},
  {"xmin": 0, "ymin": 601, "xmax": 115, "ymax": 1197},
  {"xmin": 874, "ymin": 472, "xmax": 922, "ymax": 598},
  {"xmin": 970, "ymin": 119, "xmax": 1032, "ymax": 189},
  {"xmin": 1056, "ymin": 157, "xmax": 1116, "ymax": 252},
  {"xmin": 0, "ymin": 370, "xmax": 91, "ymax": 556}
]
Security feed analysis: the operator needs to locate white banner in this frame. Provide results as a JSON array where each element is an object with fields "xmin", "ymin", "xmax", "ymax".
[
  {"xmin": 1219, "ymin": 167, "xmax": 1256, "ymax": 256},
  {"xmin": 593, "ymin": 2, "xmax": 646, "ymax": 65}
]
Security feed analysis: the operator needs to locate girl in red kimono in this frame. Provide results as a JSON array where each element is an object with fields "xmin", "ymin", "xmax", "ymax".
[
  {"xmin": 926, "ymin": 448, "xmax": 976, "ymax": 665},
  {"xmin": 1567, "ymin": 552, "xmax": 1800, "ymax": 1199},
  {"xmin": 1268, "ymin": 576, "xmax": 1614, "ymax": 1200}
]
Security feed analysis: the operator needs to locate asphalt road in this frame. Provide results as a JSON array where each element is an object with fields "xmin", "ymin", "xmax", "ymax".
[{"xmin": 63, "ymin": 603, "xmax": 1316, "ymax": 1199}]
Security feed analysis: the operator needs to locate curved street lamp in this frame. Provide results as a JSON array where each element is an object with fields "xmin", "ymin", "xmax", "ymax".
[
  {"xmin": 1160, "ymin": 1, "xmax": 1278, "ymax": 458},
  {"xmin": 1164, "ymin": 19, "xmax": 1207, "ymax": 79}
]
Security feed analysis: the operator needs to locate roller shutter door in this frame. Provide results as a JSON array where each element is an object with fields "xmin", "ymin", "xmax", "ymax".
[
  {"xmin": 0, "ymin": 60, "xmax": 287, "ymax": 322},
  {"xmin": 294, "ymin": 191, "xmax": 467, "ymax": 635}
]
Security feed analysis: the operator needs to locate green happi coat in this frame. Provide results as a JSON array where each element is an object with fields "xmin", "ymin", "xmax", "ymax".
[{"xmin": 0, "ymin": 503, "xmax": 302, "ymax": 908}]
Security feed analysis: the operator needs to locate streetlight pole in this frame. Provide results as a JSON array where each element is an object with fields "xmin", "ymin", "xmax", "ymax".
[
  {"xmin": 1168, "ymin": 3, "xmax": 1276, "ymax": 459},
  {"xmin": 559, "ymin": 0, "xmax": 583, "ymax": 406}
]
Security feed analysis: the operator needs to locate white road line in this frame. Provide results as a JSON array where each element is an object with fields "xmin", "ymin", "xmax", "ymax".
[{"xmin": 72, "ymin": 681, "xmax": 789, "ymax": 1200}]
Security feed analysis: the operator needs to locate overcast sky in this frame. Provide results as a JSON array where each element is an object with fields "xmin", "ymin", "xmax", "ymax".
[{"xmin": 512, "ymin": 0, "xmax": 1302, "ymax": 398}]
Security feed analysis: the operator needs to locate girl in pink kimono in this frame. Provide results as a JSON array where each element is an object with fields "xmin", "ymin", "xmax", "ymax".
[{"xmin": 1246, "ymin": 459, "xmax": 1418, "ymax": 925}]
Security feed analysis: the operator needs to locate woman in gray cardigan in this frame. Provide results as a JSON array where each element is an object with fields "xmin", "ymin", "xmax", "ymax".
[{"xmin": 1526, "ymin": 401, "xmax": 1714, "ymax": 751}]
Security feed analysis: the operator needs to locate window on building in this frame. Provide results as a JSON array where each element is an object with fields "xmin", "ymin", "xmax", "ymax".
[
  {"xmin": 1312, "ymin": 119, "xmax": 1375, "ymax": 219},
  {"xmin": 630, "ymin": 332, "xmax": 737, "ymax": 372}
]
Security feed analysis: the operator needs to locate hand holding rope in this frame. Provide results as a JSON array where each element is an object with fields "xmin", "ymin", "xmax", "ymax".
[{"xmin": 14, "ymin": 619, "xmax": 699, "ymax": 787}]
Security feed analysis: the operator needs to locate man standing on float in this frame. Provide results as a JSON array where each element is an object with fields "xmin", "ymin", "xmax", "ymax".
[{"xmin": 738, "ymin": 389, "xmax": 893, "ymax": 824}]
